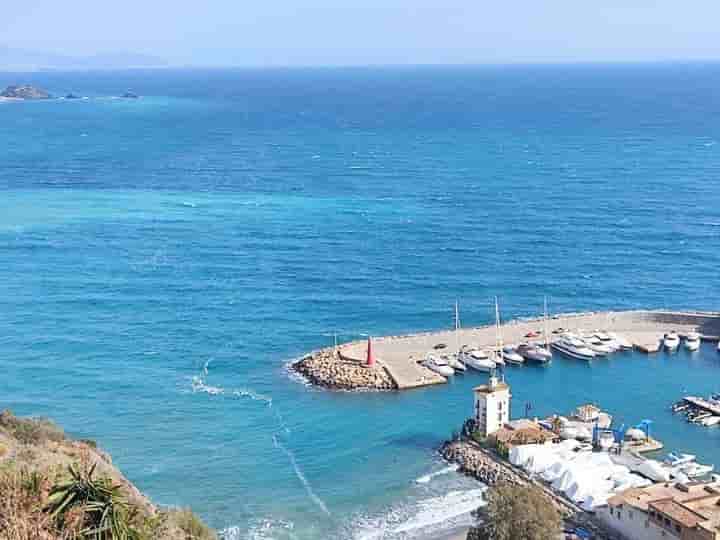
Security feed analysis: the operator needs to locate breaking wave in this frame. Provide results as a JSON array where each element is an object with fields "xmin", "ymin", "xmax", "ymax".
[
  {"xmin": 191, "ymin": 375, "xmax": 224, "ymax": 395},
  {"xmin": 233, "ymin": 388, "xmax": 273, "ymax": 407},
  {"xmin": 351, "ymin": 488, "xmax": 486, "ymax": 540},
  {"xmin": 221, "ymin": 518, "xmax": 299, "ymax": 540},
  {"xmin": 415, "ymin": 464, "xmax": 460, "ymax": 484}
]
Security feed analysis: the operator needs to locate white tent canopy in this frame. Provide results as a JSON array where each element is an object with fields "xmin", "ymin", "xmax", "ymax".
[{"xmin": 507, "ymin": 440, "xmax": 660, "ymax": 509}]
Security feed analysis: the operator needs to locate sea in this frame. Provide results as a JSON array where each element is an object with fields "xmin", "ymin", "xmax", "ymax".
[{"xmin": 1, "ymin": 64, "xmax": 720, "ymax": 540}]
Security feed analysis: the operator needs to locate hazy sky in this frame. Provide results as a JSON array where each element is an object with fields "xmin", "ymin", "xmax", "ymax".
[{"xmin": 3, "ymin": 1, "xmax": 720, "ymax": 66}]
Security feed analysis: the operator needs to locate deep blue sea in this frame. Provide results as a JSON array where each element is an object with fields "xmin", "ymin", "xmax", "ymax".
[{"xmin": 1, "ymin": 64, "xmax": 720, "ymax": 539}]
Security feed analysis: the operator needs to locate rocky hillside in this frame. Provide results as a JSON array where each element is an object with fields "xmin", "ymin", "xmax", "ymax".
[
  {"xmin": 0, "ymin": 410, "xmax": 215, "ymax": 539},
  {"xmin": 1, "ymin": 85, "xmax": 52, "ymax": 99}
]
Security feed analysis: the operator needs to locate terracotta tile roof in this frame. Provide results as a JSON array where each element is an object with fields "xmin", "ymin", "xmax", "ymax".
[{"xmin": 650, "ymin": 499, "xmax": 707, "ymax": 528}]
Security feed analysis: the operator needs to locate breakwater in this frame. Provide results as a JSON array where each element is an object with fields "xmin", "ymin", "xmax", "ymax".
[
  {"xmin": 292, "ymin": 348, "xmax": 396, "ymax": 390},
  {"xmin": 293, "ymin": 310, "xmax": 720, "ymax": 391},
  {"xmin": 439, "ymin": 440, "xmax": 527, "ymax": 488}
]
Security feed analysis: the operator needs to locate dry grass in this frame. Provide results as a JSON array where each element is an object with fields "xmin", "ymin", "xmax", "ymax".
[
  {"xmin": 0, "ymin": 410, "xmax": 65, "ymax": 446},
  {"xmin": 163, "ymin": 508, "xmax": 218, "ymax": 540},
  {"xmin": 0, "ymin": 466, "xmax": 79, "ymax": 540},
  {"xmin": 0, "ymin": 411, "xmax": 216, "ymax": 540}
]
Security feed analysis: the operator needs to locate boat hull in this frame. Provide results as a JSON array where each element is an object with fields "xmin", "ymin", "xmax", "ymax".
[{"xmin": 551, "ymin": 342, "xmax": 595, "ymax": 361}]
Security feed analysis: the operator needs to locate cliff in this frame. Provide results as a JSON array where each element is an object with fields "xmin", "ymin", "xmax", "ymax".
[{"xmin": 0, "ymin": 410, "xmax": 215, "ymax": 539}]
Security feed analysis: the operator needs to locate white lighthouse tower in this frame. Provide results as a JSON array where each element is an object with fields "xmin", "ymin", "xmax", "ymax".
[{"xmin": 473, "ymin": 369, "xmax": 511, "ymax": 437}]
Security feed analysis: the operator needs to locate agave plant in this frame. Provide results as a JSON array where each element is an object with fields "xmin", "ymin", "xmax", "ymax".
[{"xmin": 46, "ymin": 462, "xmax": 139, "ymax": 539}]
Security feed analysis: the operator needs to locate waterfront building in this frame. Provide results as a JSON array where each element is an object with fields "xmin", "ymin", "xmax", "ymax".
[
  {"xmin": 473, "ymin": 371, "xmax": 511, "ymax": 437},
  {"xmin": 597, "ymin": 480, "xmax": 720, "ymax": 540}
]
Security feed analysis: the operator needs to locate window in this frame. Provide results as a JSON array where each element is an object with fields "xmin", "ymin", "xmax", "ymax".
[
  {"xmin": 675, "ymin": 524, "xmax": 681, "ymax": 534},
  {"xmin": 629, "ymin": 510, "xmax": 633, "ymax": 519}
]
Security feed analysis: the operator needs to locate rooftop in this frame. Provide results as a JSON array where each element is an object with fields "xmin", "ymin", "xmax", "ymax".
[
  {"xmin": 473, "ymin": 382, "xmax": 510, "ymax": 394},
  {"xmin": 610, "ymin": 481, "xmax": 720, "ymax": 534}
]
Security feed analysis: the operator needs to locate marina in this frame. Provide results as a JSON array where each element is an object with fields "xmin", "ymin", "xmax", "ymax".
[
  {"xmin": 294, "ymin": 309, "xmax": 720, "ymax": 391},
  {"xmin": 441, "ymin": 368, "xmax": 719, "ymax": 539}
]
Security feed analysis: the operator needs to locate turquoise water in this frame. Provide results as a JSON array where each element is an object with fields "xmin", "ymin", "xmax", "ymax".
[{"xmin": 1, "ymin": 65, "xmax": 720, "ymax": 539}]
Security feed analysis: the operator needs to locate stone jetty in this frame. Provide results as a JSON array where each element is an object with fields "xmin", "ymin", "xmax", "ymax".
[
  {"xmin": 292, "ymin": 348, "xmax": 396, "ymax": 390},
  {"xmin": 440, "ymin": 439, "xmax": 526, "ymax": 487}
]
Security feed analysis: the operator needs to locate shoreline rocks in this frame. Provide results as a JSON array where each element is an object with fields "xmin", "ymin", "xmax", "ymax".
[
  {"xmin": 439, "ymin": 439, "xmax": 526, "ymax": 487},
  {"xmin": 292, "ymin": 348, "xmax": 396, "ymax": 391}
]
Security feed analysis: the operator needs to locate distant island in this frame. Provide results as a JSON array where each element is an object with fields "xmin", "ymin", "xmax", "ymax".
[
  {"xmin": 1, "ymin": 84, "xmax": 142, "ymax": 101},
  {"xmin": 1, "ymin": 84, "xmax": 51, "ymax": 99}
]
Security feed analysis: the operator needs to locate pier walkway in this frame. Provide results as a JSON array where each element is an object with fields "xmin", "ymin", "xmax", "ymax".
[
  {"xmin": 341, "ymin": 341, "xmax": 446, "ymax": 389},
  {"xmin": 336, "ymin": 310, "xmax": 720, "ymax": 390}
]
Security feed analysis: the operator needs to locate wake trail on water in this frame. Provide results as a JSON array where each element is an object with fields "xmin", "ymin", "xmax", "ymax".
[
  {"xmin": 192, "ymin": 360, "xmax": 319, "ymax": 517},
  {"xmin": 273, "ymin": 435, "xmax": 331, "ymax": 516}
]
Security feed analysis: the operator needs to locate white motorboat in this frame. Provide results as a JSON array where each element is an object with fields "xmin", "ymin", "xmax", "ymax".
[
  {"xmin": 717, "ymin": 340, "xmax": 720, "ymax": 353},
  {"xmin": 684, "ymin": 332, "xmax": 701, "ymax": 352},
  {"xmin": 501, "ymin": 346, "xmax": 524, "ymax": 365},
  {"xmin": 608, "ymin": 332, "xmax": 633, "ymax": 350},
  {"xmin": 580, "ymin": 334, "xmax": 612, "ymax": 355},
  {"xmin": 665, "ymin": 452, "xmax": 696, "ymax": 467},
  {"xmin": 446, "ymin": 354, "xmax": 467, "ymax": 373},
  {"xmin": 462, "ymin": 350, "xmax": 496, "ymax": 372},
  {"xmin": 594, "ymin": 331, "xmax": 621, "ymax": 352},
  {"xmin": 422, "ymin": 355, "xmax": 455, "ymax": 377},
  {"xmin": 517, "ymin": 343, "xmax": 551, "ymax": 364},
  {"xmin": 664, "ymin": 332, "xmax": 680, "ymax": 350},
  {"xmin": 551, "ymin": 337, "xmax": 596, "ymax": 361},
  {"xmin": 682, "ymin": 463, "xmax": 715, "ymax": 479},
  {"xmin": 700, "ymin": 416, "xmax": 720, "ymax": 427}
]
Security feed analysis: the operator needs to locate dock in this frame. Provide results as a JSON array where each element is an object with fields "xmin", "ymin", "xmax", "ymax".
[
  {"xmin": 683, "ymin": 396, "xmax": 720, "ymax": 415},
  {"xmin": 634, "ymin": 341, "xmax": 661, "ymax": 354},
  {"xmin": 340, "ymin": 340, "xmax": 447, "ymax": 389}
]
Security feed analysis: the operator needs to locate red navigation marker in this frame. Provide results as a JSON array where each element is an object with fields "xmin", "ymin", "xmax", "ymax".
[{"xmin": 366, "ymin": 336, "xmax": 375, "ymax": 366}]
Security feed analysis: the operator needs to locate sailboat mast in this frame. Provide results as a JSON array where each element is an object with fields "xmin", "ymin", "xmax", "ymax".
[
  {"xmin": 495, "ymin": 296, "xmax": 503, "ymax": 354},
  {"xmin": 544, "ymin": 296, "xmax": 550, "ymax": 348},
  {"xmin": 454, "ymin": 300, "xmax": 460, "ymax": 355}
]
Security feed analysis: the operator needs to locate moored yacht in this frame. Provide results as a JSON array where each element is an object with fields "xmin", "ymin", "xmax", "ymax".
[
  {"xmin": 594, "ymin": 331, "xmax": 621, "ymax": 352},
  {"xmin": 665, "ymin": 452, "xmax": 696, "ymax": 467},
  {"xmin": 551, "ymin": 336, "xmax": 596, "ymax": 361},
  {"xmin": 501, "ymin": 346, "xmax": 524, "ymax": 365},
  {"xmin": 608, "ymin": 332, "xmax": 633, "ymax": 350},
  {"xmin": 664, "ymin": 332, "xmax": 680, "ymax": 350},
  {"xmin": 684, "ymin": 332, "xmax": 701, "ymax": 352},
  {"xmin": 580, "ymin": 334, "xmax": 613, "ymax": 355},
  {"xmin": 422, "ymin": 355, "xmax": 455, "ymax": 377},
  {"xmin": 517, "ymin": 342, "xmax": 551, "ymax": 364},
  {"xmin": 462, "ymin": 349, "xmax": 496, "ymax": 372},
  {"xmin": 446, "ymin": 354, "xmax": 467, "ymax": 373},
  {"xmin": 681, "ymin": 462, "xmax": 715, "ymax": 479}
]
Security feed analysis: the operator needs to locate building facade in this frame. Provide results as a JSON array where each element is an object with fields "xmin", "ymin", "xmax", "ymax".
[
  {"xmin": 597, "ymin": 481, "xmax": 720, "ymax": 540},
  {"xmin": 473, "ymin": 374, "xmax": 511, "ymax": 438}
]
